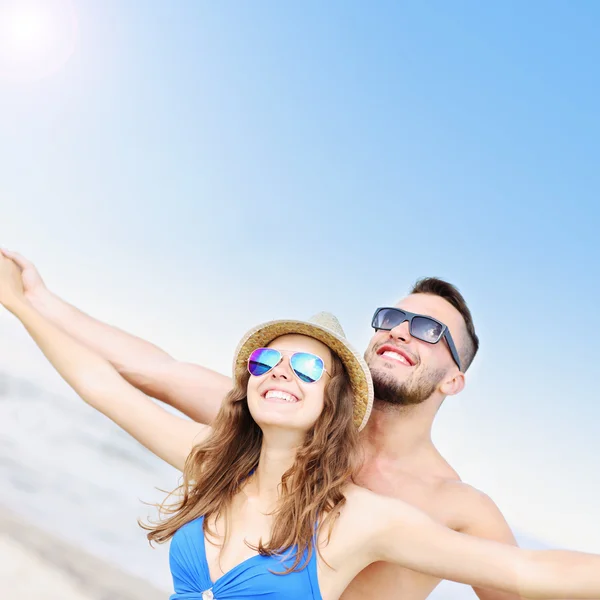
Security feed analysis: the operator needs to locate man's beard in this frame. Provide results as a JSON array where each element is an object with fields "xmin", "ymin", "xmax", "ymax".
[{"xmin": 370, "ymin": 365, "xmax": 447, "ymax": 406}]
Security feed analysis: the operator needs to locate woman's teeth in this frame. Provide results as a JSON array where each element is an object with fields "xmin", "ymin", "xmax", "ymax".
[{"xmin": 265, "ymin": 390, "xmax": 299, "ymax": 403}]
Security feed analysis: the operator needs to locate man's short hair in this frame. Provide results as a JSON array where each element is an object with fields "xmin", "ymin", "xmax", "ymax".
[{"xmin": 410, "ymin": 278, "xmax": 479, "ymax": 371}]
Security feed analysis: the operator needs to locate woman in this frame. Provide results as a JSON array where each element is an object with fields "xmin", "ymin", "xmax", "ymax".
[{"xmin": 1, "ymin": 256, "xmax": 600, "ymax": 600}]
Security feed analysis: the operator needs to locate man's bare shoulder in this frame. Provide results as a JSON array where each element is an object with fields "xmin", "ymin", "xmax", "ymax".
[
  {"xmin": 437, "ymin": 479, "xmax": 515, "ymax": 541},
  {"xmin": 421, "ymin": 455, "xmax": 501, "ymax": 518},
  {"xmin": 403, "ymin": 451, "xmax": 514, "ymax": 541},
  {"xmin": 437, "ymin": 477, "xmax": 489, "ymax": 503},
  {"xmin": 357, "ymin": 449, "xmax": 515, "ymax": 543}
]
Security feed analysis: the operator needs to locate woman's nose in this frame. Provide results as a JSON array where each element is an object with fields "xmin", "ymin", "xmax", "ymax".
[{"xmin": 270, "ymin": 357, "xmax": 293, "ymax": 380}]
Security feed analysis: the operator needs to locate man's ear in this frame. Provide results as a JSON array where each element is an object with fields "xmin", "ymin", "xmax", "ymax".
[{"xmin": 440, "ymin": 371, "xmax": 465, "ymax": 397}]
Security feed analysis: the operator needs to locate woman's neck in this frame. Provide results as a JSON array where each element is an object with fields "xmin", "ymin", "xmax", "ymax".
[{"xmin": 244, "ymin": 430, "xmax": 302, "ymax": 507}]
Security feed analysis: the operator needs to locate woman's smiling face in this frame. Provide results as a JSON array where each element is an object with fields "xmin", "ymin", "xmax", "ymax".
[{"xmin": 246, "ymin": 334, "xmax": 333, "ymax": 433}]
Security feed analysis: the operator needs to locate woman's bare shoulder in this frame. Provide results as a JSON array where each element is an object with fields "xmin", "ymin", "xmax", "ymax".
[
  {"xmin": 341, "ymin": 483, "xmax": 395, "ymax": 521},
  {"xmin": 326, "ymin": 484, "xmax": 418, "ymax": 566},
  {"xmin": 342, "ymin": 482, "xmax": 430, "ymax": 528},
  {"xmin": 343, "ymin": 482, "xmax": 408, "ymax": 508}
]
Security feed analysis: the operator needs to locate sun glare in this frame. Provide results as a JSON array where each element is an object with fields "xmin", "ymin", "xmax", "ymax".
[
  {"xmin": 10, "ymin": 9, "xmax": 46, "ymax": 45},
  {"xmin": 0, "ymin": 0, "xmax": 78, "ymax": 82}
]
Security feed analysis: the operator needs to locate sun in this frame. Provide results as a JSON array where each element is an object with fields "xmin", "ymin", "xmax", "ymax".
[
  {"xmin": 10, "ymin": 9, "xmax": 46, "ymax": 45},
  {"xmin": 0, "ymin": 0, "xmax": 78, "ymax": 82}
]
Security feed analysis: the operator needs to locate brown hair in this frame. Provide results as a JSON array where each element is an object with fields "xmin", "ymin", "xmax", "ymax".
[
  {"xmin": 141, "ymin": 353, "xmax": 360, "ymax": 573},
  {"xmin": 410, "ymin": 277, "xmax": 479, "ymax": 371}
]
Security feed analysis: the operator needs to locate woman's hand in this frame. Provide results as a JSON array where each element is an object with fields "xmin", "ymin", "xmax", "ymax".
[
  {"xmin": 0, "ymin": 249, "xmax": 48, "ymax": 305},
  {"xmin": 0, "ymin": 253, "xmax": 27, "ymax": 314}
]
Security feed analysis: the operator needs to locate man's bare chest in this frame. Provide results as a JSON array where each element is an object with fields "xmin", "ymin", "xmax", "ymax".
[
  {"xmin": 339, "ymin": 462, "xmax": 460, "ymax": 600},
  {"xmin": 355, "ymin": 460, "xmax": 458, "ymax": 525}
]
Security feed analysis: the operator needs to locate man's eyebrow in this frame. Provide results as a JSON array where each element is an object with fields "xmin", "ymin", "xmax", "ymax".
[{"xmin": 422, "ymin": 313, "xmax": 439, "ymax": 321}]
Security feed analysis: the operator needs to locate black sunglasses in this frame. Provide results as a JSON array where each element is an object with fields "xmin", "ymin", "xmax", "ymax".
[{"xmin": 371, "ymin": 307, "xmax": 462, "ymax": 371}]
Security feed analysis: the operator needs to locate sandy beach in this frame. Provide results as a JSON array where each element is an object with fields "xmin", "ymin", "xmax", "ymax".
[{"xmin": 0, "ymin": 507, "xmax": 168, "ymax": 600}]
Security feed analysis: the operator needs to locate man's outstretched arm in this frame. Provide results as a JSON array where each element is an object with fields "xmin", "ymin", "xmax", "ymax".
[{"xmin": 2, "ymin": 249, "xmax": 232, "ymax": 424}]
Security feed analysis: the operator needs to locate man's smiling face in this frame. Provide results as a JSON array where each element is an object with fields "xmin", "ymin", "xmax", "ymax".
[{"xmin": 364, "ymin": 293, "xmax": 467, "ymax": 406}]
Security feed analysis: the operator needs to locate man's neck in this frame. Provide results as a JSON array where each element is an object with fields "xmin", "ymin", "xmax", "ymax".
[{"xmin": 360, "ymin": 397, "xmax": 440, "ymax": 462}]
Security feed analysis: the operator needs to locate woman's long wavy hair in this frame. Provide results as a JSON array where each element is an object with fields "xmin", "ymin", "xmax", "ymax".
[{"xmin": 142, "ymin": 351, "xmax": 361, "ymax": 573}]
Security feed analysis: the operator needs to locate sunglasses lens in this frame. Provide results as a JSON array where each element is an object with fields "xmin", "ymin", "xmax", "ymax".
[
  {"xmin": 290, "ymin": 352, "xmax": 325, "ymax": 383},
  {"xmin": 411, "ymin": 316, "xmax": 443, "ymax": 343},
  {"xmin": 373, "ymin": 308, "xmax": 406, "ymax": 330},
  {"xmin": 248, "ymin": 348, "xmax": 281, "ymax": 377}
]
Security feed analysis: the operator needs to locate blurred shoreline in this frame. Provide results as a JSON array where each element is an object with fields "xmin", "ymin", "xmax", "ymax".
[{"xmin": 0, "ymin": 505, "xmax": 168, "ymax": 599}]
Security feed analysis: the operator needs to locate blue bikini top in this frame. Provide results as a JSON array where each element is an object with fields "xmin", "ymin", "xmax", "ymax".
[{"xmin": 169, "ymin": 515, "xmax": 322, "ymax": 600}]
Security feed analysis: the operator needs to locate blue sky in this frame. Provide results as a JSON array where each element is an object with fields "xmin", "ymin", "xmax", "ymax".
[{"xmin": 1, "ymin": 0, "xmax": 599, "ymax": 562}]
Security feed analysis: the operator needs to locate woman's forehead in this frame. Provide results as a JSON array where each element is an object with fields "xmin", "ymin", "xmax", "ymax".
[{"xmin": 268, "ymin": 334, "xmax": 332, "ymax": 357}]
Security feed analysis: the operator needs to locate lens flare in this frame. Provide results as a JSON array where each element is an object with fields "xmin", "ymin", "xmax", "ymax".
[{"xmin": 0, "ymin": 0, "xmax": 78, "ymax": 82}]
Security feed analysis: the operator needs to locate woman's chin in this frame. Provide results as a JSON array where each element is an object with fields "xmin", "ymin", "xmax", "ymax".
[{"xmin": 254, "ymin": 412, "xmax": 315, "ymax": 434}]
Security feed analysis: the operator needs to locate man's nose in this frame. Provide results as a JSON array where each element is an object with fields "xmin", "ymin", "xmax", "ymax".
[{"xmin": 389, "ymin": 320, "xmax": 412, "ymax": 343}]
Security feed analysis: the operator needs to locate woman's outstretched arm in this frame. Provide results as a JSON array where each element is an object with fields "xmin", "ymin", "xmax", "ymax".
[
  {"xmin": 1, "ymin": 249, "xmax": 230, "ymax": 424},
  {"xmin": 0, "ymin": 256, "xmax": 208, "ymax": 471},
  {"xmin": 362, "ymin": 489, "xmax": 599, "ymax": 599}
]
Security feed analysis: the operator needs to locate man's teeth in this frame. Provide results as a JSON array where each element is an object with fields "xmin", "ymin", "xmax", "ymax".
[
  {"xmin": 382, "ymin": 350, "xmax": 411, "ymax": 366},
  {"xmin": 265, "ymin": 390, "xmax": 299, "ymax": 403}
]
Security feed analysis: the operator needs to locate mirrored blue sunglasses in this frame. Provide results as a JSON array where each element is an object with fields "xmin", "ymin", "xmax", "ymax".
[{"xmin": 247, "ymin": 348, "xmax": 330, "ymax": 384}]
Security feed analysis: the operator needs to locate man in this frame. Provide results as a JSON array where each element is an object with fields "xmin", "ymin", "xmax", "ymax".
[{"xmin": 1, "ymin": 248, "xmax": 520, "ymax": 600}]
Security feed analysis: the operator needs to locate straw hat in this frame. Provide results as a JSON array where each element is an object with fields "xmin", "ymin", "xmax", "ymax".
[{"xmin": 232, "ymin": 312, "xmax": 374, "ymax": 431}]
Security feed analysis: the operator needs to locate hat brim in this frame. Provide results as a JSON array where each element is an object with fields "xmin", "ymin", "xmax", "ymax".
[{"xmin": 233, "ymin": 319, "xmax": 373, "ymax": 431}]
